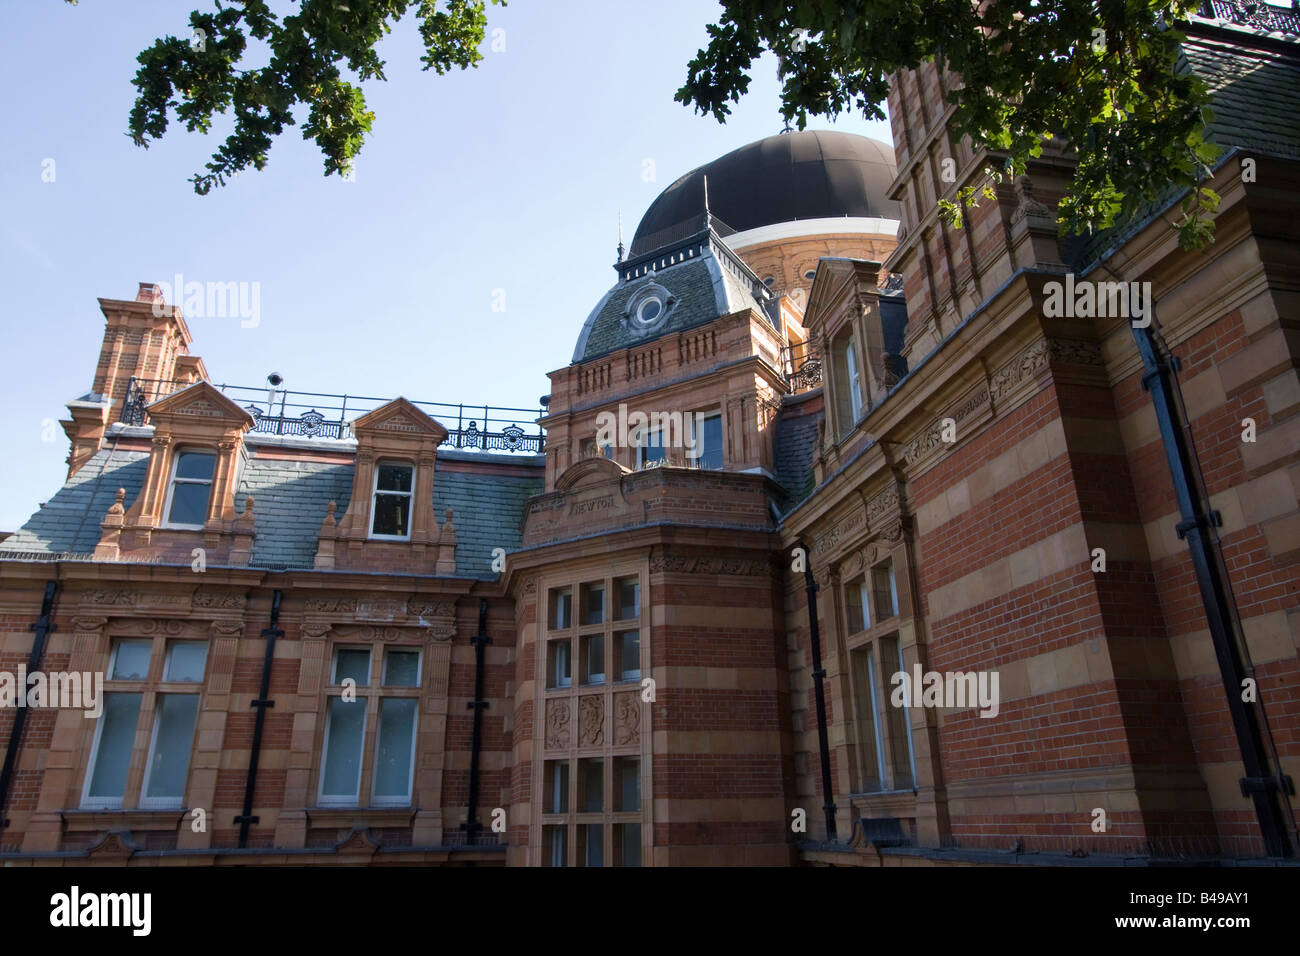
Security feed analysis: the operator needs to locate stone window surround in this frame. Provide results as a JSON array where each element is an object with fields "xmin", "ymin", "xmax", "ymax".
[
  {"xmin": 535, "ymin": 560, "xmax": 650, "ymax": 867},
  {"xmin": 314, "ymin": 641, "xmax": 424, "ymax": 808}
]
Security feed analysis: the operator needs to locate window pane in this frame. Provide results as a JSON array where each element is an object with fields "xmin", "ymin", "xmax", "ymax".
[
  {"xmin": 695, "ymin": 414, "xmax": 722, "ymax": 470},
  {"xmin": 852, "ymin": 649, "xmax": 883, "ymax": 792},
  {"xmin": 111, "ymin": 640, "xmax": 152, "ymax": 680},
  {"xmin": 383, "ymin": 650, "xmax": 420, "ymax": 687},
  {"xmin": 615, "ymin": 578, "xmax": 639, "ymax": 621},
  {"xmin": 548, "ymin": 641, "xmax": 571, "ymax": 689},
  {"xmin": 580, "ymin": 823, "xmax": 604, "ymax": 867},
  {"xmin": 371, "ymin": 492, "xmax": 411, "ymax": 536},
  {"xmin": 642, "ymin": 429, "xmax": 666, "ymax": 467},
  {"xmin": 333, "ymin": 648, "xmax": 370, "ymax": 686},
  {"xmin": 618, "ymin": 630, "xmax": 640, "ymax": 681},
  {"xmin": 582, "ymin": 635, "xmax": 604, "ymax": 685},
  {"xmin": 544, "ymin": 825, "xmax": 567, "ymax": 867},
  {"xmin": 372, "ymin": 698, "xmax": 417, "ymax": 801},
  {"xmin": 580, "ymin": 758, "xmax": 603, "ymax": 813},
  {"xmin": 164, "ymin": 642, "xmax": 208, "ymax": 682},
  {"xmin": 144, "ymin": 694, "xmax": 199, "ymax": 801},
  {"xmin": 616, "ymin": 756, "xmax": 640, "ymax": 811},
  {"xmin": 581, "ymin": 583, "xmax": 605, "ymax": 626},
  {"xmin": 546, "ymin": 761, "xmax": 569, "ymax": 813},
  {"xmin": 174, "ymin": 452, "xmax": 216, "ymax": 480},
  {"xmin": 845, "ymin": 579, "xmax": 865, "ymax": 634},
  {"xmin": 86, "ymin": 692, "xmax": 142, "ymax": 800},
  {"xmin": 321, "ymin": 697, "xmax": 366, "ymax": 800},
  {"xmin": 549, "ymin": 589, "xmax": 572, "ymax": 630},
  {"xmin": 376, "ymin": 464, "xmax": 413, "ymax": 492},
  {"xmin": 168, "ymin": 481, "xmax": 210, "ymax": 525},
  {"xmin": 616, "ymin": 823, "xmax": 641, "ymax": 867}
]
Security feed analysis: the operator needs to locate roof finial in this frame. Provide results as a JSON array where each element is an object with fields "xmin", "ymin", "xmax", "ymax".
[
  {"xmin": 617, "ymin": 210, "xmax": 625, "ymax": 262},
  {"xmin": 702, "ymin": 173, "xmax": 711, "ymax": 227}
]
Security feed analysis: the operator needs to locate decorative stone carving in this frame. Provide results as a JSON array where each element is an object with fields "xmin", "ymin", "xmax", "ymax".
[
  {"xmin": 304, "ymin": 598, "xmax": 358, "ymax": 613},
  {"xmin": 614, "ymin": 692, "xmax": 640, "ymax": 746},
  {"xmin": 545, "ymin": 699, "xmax": 571, "ymax": 750},
  {"xmin": 578, "ymin": 695, "xmax": 604, "ymax": 747},
  {"xmin": 301, "ymin": 623, "xmax": 333, "ymax": 640},
  {"xmin": 649, "ymin": 554, "xmax": 770, "ymax": 577},
  {"xmin": 70, "ymin": 616, "xmax": 108, "ymax": 633},
  {"xmin": 193, "ymin": 590, "xmax": 246, "ymax": 609},
  {"xmin": 356, "ymin": 597, "xmax": 405, "ymax": 622},
  {"xmin": 209, "ymin": 620, "xmax": 244, "ymax": 637},
  {"xmin": 85, "ymin": 589, "xmax": 136, "ymax": 606}
]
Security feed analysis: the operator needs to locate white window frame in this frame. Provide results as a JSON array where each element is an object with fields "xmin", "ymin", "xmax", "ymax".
[
  {"xmin": 80, "ymin": 692, "xmax": 143, "ymax": 810},
  {"xmin": 162, "ymin": 448, "xmax": 216, "ymax": 530},
  {"xmin": 845, "ymin": 335, "xmax": 863, "ymax": 421},
  {"xmin": 381, "ymin": 647, "xmax": 422, "ymax": 688},
  {"xmin": 109, "ymin": 638, "xmax": 152, "ymax": 681},
  {"xmin": 162, "ymin": 640, "xmax": 208, "ymax": 683},
  {"xmin": 552, "ymin": 640, "xmax": 572, "ymax": 689},
  {"xmin": 318, "ymin": 695, "xmax": 369, "ymax": 807},
  {"xmin": 139, "ymin": 693, "xmax": 200, "ymax": 810},
  {"xmin": 369, "ymin": 697, "xmax": 419, "ymax": 807},
  {"xmin": 865, "ymin": 652, "xmax": 887, "ymax": 792},
  {"xmin": 331, "ymin": 646, "xmax": 373, "ymax": 686},
  {"xmin": 369, "ymin": 460, "xmax": 415, "ymax": 541}
]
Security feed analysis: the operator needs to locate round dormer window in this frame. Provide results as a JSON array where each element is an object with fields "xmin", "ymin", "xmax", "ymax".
[{"xmin": 636, "ymin": 296, "xmax": 663, "ymax": 325}]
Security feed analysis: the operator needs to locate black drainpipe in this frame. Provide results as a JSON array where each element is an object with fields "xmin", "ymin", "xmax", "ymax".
[
  {"xmin": 0, "ymin": 580, "xmax": 58, "ymax": 831},
  {"xmin": 1134, "ymin": 321, "xmax": 1294, "ymax": 857},
  {"xmin": 460, "ymin": 598, "xmax": 491, "ymax": 843},
  {"xmin": 800, "ymin": 544, "xmax": 838, "ymax": 842},
  {"xmin": 236, "ymin": 589, "xmax": 283, "ymax": 848}
]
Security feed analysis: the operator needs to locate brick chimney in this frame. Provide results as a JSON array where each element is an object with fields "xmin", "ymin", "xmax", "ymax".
[{"xmin": 60, "ymin": 283, "xmax": 204, "ymax": 477}]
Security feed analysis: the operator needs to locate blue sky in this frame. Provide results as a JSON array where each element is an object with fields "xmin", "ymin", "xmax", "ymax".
[{"xmin": 0, "ymin": 0, "xmax": 892, "ymax": 532}]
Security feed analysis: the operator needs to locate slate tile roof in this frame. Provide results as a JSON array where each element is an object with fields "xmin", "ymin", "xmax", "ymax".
[
  {"xmin": 1, "ymin": 447, "xmax": 543, "ymax": 579},
  {"xmin": 773, "ymin": 401, "xmax": 824, "ymax": 513},
  {"xmin": 0, "ymin": 448, "xmax": 149, "ymax": 557},
  {"xmin": 574, "ymin": 236, "xmax": 771, "ymax": 362}
]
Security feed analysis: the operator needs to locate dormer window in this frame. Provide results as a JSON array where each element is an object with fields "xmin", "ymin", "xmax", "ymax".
[
  {"xmin": 163, "ymin": 449, "xmax": 216, "ymax": 528},
  {"xmin": 831, "ymin": 329, "xmax": 863, "ymax": 437},
  {"xmin": 370, "ymin": 461, "xmax": 414, "ymax": 539}
]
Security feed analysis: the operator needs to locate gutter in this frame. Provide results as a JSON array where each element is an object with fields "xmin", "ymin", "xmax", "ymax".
[
  {"xmin": 236, "ymin": 589, "xmax": 283, "ymax": 848},
  {"xmin": 0, "ymin": 580, "xmax": 58, "ymax": 831}
]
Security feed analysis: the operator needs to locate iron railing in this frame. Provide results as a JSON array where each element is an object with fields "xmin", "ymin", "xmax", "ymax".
[
  {"xmin": 1197, "ymin": 0, "xmax": 1300, "ymax": 33},
  {"xmin": 780, "ymin": 342, "xmax": 823, "ymax": 394},
  {"xmin": 120, "ymin": 377, "xmax": 545, "ymax": 454}
]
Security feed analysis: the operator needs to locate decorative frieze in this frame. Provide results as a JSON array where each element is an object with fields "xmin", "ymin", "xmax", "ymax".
[
  {"xmin": 649, "ymin": 554, "xmax": 771, "ymax": 577},
  {"xmin": 545, "ymin": 699, "xmax": 571, "ymax": 750},
  {"xmin": 578, "ymin": 695, "xmax": 605, "ymax": 747}
]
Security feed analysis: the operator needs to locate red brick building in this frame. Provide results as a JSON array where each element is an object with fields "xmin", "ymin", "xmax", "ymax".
[{"xmin": 0, "ymin": 3, "xmax": 1296, "ymax": 866}]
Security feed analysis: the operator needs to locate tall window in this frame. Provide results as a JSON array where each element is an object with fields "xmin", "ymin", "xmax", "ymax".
[
  {"xmin": 843, "ymin": 554, "xmax": 912, "ymax": 794},
  {"xmin": 84, "ymin": 638, "xmax": 207, "ymax": 810},
  {"xmin": 542, "ymin": 572, "xmax": 645, "ymax": 866},
  {"xmin": 831, "ymin": 329, "xmax": 863, "ymax": 437},
  {"xmin": 689, "ymin": 411, "xmax": 723, "ymax": 470},
  {"xmin": 164, "ymin": 450, "xmax": 216, "ymax": 528},
  {"xmin": 320, "ymin": 645, "xmax": 421, "ymax": 806},
  {"xmin": 370, "ymin": 461, "xmax": 414, "ymax": 539}
]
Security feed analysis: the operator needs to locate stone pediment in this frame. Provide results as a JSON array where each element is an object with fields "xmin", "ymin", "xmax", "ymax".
[
  {"xmin": 351, "ymin": 397, "xmax": 448, "ymax": 443},
  {"xmin": 146, "ymin": 381, "xmax": 254, "ymax": 428}
]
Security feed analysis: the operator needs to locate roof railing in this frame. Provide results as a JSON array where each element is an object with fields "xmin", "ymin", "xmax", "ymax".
[{"xmin": 120, "ymin": 377, "xmax": 545, "ymax": 454}]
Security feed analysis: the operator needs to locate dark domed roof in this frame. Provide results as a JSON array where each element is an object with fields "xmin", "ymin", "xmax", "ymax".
[{"xmin": 630, "ymin": 130, "xmax": 899, "ymax": 257}]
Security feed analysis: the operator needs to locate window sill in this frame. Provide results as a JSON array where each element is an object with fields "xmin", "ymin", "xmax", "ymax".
[
  {"xmin": 305, "ymin": 807, "xmax": 418, "ymax": 828},
  {"xmin": 63, "ymin": 809, "xmax": 188, "ymax": 831}
]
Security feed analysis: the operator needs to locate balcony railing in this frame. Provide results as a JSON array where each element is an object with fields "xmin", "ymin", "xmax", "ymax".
[
  {"xmin": 780, "ymin": 342, "xmax": 823, "ymax": 394},
  {"xmin": 120, "ymin": 377, "xmax": 545, "ymax": 454},
  {"xmin": 1196, "ymin": 0, "xmax": 1300, "ymax": 33}
]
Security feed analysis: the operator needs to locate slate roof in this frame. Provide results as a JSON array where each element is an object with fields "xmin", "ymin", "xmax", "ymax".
[
  {"xmin": 1073, "ymin": 24, "xmax": 1300, "ymax": 269},
  {"xmin": 573, "ymin": 231, "xmax": 772, "ymax": 363},
  {"xmin": 0, "ymin": 448, "xmax": 149, "ymax": 557},
  {"xmin": 772, "ymin": 398, "xmax": 824, "ymax": 512},
  {"xmin": 0, "ymin": 447, "xmax": 543, "ymax": 579}
]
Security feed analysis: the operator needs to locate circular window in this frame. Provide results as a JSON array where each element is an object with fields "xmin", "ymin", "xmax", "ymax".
[
  {"xmin": 763, "ymin": 276, "xmax": 776, "ymax": 287},
  {"xmin": 804, "ymin": 269, "xmax": 818, "ymax": 280},
  {"xmin": 636, "ymin": 296, "xmax": 663, "ymax": 324}
]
